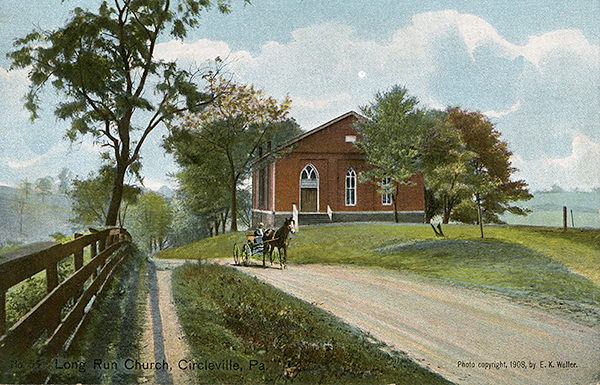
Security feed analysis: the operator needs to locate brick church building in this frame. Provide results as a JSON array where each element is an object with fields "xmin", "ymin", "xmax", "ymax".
[{"xmin": 251, "ymin": 111, "xmax": 426, "ymax": 228}]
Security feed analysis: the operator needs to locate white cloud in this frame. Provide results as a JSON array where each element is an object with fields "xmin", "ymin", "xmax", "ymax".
[
  {"xmin": 0, "ymin": 10, "xmax": 598, "ymax": 192},
  {"xmin": 513, "ymin": 135, "xmax": 600, "ymax": 191},
  {"xmin": 7, "ymin": 158, "xmax": 39, "ymax": 169},
  {"xmin": 0, "ymin": 67, "xmax": 31, "ymax": 123},
  {"xmin": 485, "ymin": 101, "xmax": 521, "ymax": 118},
  {"xmin": 154, "ymin": 39, "xmax": 256, "ymax": 70},
  {"xmin": 518, "ymin": 30, "xmax": 599, "ymax": 69},
  {"xmin": 409, "ymin": 10, "xmax": 512, "ymax": 61}
]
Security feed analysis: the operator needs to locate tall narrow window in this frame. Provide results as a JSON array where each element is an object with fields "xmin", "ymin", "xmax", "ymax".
[
  {"xmin": 345, "ymin": 169, "xmax": 356, "ymax": 206},
  {"xmin": 300, "ymin": 164, "xmax": 319, "ymax": 212},
  {"xmin": 382, "ymin": 177, "xmax": 392, "ymax": 205}
]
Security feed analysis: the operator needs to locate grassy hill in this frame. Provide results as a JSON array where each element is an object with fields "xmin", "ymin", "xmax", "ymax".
[{"xmin": 158, "ymin": 223, "xmax": 600, "ymax": 323}]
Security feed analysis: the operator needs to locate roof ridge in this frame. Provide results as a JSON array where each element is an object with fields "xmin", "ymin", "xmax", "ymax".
[{"xmin": 251, "ymin": 111, "xmax": 365, "ymax": 167}]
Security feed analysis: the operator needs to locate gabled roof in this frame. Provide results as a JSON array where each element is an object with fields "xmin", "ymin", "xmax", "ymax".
[{"xmin": 252, "ymin": 111, "xmax": 366, "ymax": 167}]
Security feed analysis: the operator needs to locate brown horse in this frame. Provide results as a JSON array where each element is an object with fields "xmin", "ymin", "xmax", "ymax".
[{"xmin": 262, "ymin": 217, "xmax": 296, "ymax": 268}]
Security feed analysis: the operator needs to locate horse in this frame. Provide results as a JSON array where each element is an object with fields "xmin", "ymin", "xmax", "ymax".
[{"xmin": 262, "ymin": 217, "xmax": 296, "ymax": 268}]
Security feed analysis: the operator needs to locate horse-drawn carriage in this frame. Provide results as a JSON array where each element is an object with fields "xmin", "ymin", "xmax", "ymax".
[{"xmin": 232, "ymin": 217, "xmax": 296, "ymax": 268}]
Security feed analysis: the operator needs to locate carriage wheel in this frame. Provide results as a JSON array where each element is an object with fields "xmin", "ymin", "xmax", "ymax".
[
  {"xmin": 241, "ymin": 244, "xmax": 251, "ymax": 266},
  {"xmin": 233, "ymin": 243, "xmax": 240, "ymax": 265}
]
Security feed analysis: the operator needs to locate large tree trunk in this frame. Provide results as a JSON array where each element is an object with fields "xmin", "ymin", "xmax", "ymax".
[
  {"xmin": 423, "ymin": 188, "xmax": 434, "ymax": 224},
  {"xmin": 105, "ymin": 163, "xmax": 127, "ymax": 226},
  {"xmin": 442, "ymin": 195, "xmax": 451, "ymax": 225}
]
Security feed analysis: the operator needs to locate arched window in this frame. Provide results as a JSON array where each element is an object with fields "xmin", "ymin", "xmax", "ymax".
[
  {"xmin": 345, "ymin": 168, "xmax": 357, "ymax": 206},
  {"xmin": 300, "ymin": 164, "xmax": 318, "ymax": 187},
  {"xmin": 382, "ymin": 177, "xmax": 392, "ymax": 205}
]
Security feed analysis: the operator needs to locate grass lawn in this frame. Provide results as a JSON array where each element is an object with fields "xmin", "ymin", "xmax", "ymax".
[
  {"xmin": 158, "ymin": 223, "xmax": 600, "ymax": 320},
  {"xmin": 172, "ymin": 262, "xmax": 451, "ymax": 384}
]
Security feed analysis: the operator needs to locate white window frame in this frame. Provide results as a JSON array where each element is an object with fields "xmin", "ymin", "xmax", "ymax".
[
  {"xmin": 345, "ymin": 168, "xmax": 357, "ymax": 206},
  {"xmin": 382, "ymin": 177, "xmax": 393, "ymax": 206}
]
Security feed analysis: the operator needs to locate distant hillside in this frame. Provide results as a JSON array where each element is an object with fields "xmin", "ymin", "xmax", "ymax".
[
  {"xmin": 0, "ymin": 185, "xmax": 73, "ymax": 244},
  {"xmin": 157, "ymin": 185, "xmax": 175, "ymax": 198},
  {"xmin": 501, "ymin": 191, "xmax": 600, "ymax": 228}
]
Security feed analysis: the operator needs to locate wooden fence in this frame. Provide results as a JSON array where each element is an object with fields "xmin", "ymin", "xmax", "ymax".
[{"xmin": 0, "ymin": 228, "xmax": 132, "ymax": 363}]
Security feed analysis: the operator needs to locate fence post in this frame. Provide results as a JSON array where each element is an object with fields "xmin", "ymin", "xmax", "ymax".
[
  {"xmin": 91, "ymin": 240, "xmax": 98, "ymax": 279},
  {"xmin": 74, "ymin": 233, "xmax": 84, "ymax": 270},
  {"xmin": 99, "ymin": 234, "xmax": 106, "ymax": 272},
  {"xmin": 563, "ymin": 206, "xmax": 568, "ymax": 231},
  {"xmin": 47, "ymin": 260, "xmax": 60, "ymax": 332},
  {"xmin": 47, "ymin": 263, "xmax": 58, "ymax": 293},
  {"xmin": 74, "ymin": 233, "xmax": 84, "ymax": 299}
]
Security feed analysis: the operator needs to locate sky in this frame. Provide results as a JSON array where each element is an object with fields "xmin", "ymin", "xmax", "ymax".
[{"xmin": 0, "ymin": 0, "xmax": 599, "ymax": 192}]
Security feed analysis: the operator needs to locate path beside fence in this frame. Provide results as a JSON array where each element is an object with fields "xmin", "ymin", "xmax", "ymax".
[{"xmin": 140, "ymin": 258, "xmax": 195, "ymax": 385}]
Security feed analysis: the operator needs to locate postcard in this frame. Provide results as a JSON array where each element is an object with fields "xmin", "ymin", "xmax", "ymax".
[{"xmin": 0, "ymin": 0, "xmax": 598, "ymax": 384}]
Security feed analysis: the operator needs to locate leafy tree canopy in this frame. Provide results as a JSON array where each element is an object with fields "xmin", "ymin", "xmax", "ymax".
[
  {"xmin": 70, "ymin": 165, "xmax": 142, "ymax": 228},
  {"xmin": 35, "ymin": 177, "xmax": 54, "ymax": 203},
  {"xmin": 421, "ymin": 107, "xmax": 532, "ymax": 224},
  {"xmin": 355, "ymin": 85, "xmax": 427, "ymax": 222},
  {"xmin": 8, "ymin": 0, "xmax": 248, "ymax": 226},
  {"xmin": 166, "ymin": 76, "xmax": 295, "ymax": 232},
  {"xmin": 128, "ymin": 191, "xmax": 172, "ymax": 253}
]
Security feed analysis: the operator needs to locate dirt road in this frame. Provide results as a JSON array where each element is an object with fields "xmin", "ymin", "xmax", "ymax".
[
  {"xmin": 141, "ymin": 259, "xmax": 196, "ymax": 385},
  {"xmin": 234, "ymin": 263, "xmax": 600, "ymax": 385}
]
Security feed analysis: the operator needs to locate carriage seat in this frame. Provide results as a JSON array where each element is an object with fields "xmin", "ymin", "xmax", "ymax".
[{"xmin": 245, "ymin": 230, "xmax": 256, "ymax": 245}]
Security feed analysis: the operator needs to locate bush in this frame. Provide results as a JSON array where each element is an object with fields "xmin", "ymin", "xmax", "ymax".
[{"xmin": 450, "ymin": 200, "xmax": 479, "ymax": 224}]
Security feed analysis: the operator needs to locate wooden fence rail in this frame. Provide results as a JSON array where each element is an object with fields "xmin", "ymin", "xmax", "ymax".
[{"xmin": 0, "ymin": 228, "xmax": 132, "ymax": 363}]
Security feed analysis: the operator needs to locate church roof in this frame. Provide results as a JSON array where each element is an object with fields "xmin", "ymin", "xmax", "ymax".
[{"xmin": 252, "ymin": 111, "xmax": 366, "ymax": 167}]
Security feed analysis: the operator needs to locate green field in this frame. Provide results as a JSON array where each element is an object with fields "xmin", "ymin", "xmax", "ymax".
[
  {"xmin": 159, "ymin": 223, "xmax": 600, "ymax": 383},
  {"xmin": 159, "ymin": 223, "xmax": 600, "ymax": 321}
]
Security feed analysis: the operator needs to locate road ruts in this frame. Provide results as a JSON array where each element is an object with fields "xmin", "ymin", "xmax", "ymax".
[
  {"xmin": 141, "ymin": 259, "xmax": 196, "ymax": 385},
  {"xmin": 232, "ymin": 263, "xmax": 600, "ymax": 385}
]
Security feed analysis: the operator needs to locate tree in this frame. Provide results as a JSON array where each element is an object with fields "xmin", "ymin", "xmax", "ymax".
[
  {"xmin": 168, "ymin": 191, "xmax": 209, "ymax": 247},
  {"xmin": 57, "ymin": 168, "xmax": 74, "ymax": 194},
  {"xmin": 446, "ymin": 107, "xmax": 532, "ymax": 224},
  {"xmin": 173, "ymin": 153, "xmax": 232, "ymax": 236},
  {"xmin": 16, "ymin": 180, "xmax": 33, "ymax": 233},
  {"xmin": 420, "ymin": 107, "xmax": 532, "ymax": 226},
  {"xmin": 169, "ymin": 117, "xmax": 300, "ymax": 236},
  {"xmin": 128, "ymin": 191, "xmax": 172, "ymax": 253},
  {"xmin": 8, "ymin": 0, "xmax": 248, "ymax": 226},
  {"xmin": 35, "ymin": 177, "xmax": 54, "ymax": 203},
  {"xmin": 355, "ymin": 86, "xmax": 426, "ymax": 222},
  {"xmin": 70, "ymin": 166, "xmax": 141, "ymax": 228},
  {"xmin": 166, "ymin": 77, "xmax": 293, "ymax": 232},
  {"xmin": 420, "ymin": 111, "xmax": 482, "ymax": 224}
]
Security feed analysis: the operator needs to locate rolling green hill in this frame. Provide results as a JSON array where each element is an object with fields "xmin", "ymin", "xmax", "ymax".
[{"xmin": 158, "ymin": 223, "xmax": 600, "ymax": 323}]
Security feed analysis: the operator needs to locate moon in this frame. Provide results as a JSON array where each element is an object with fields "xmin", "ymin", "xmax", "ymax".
[{"xmin": 358, "ymin": 71, "xmax": 366, "ymax": 78}]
